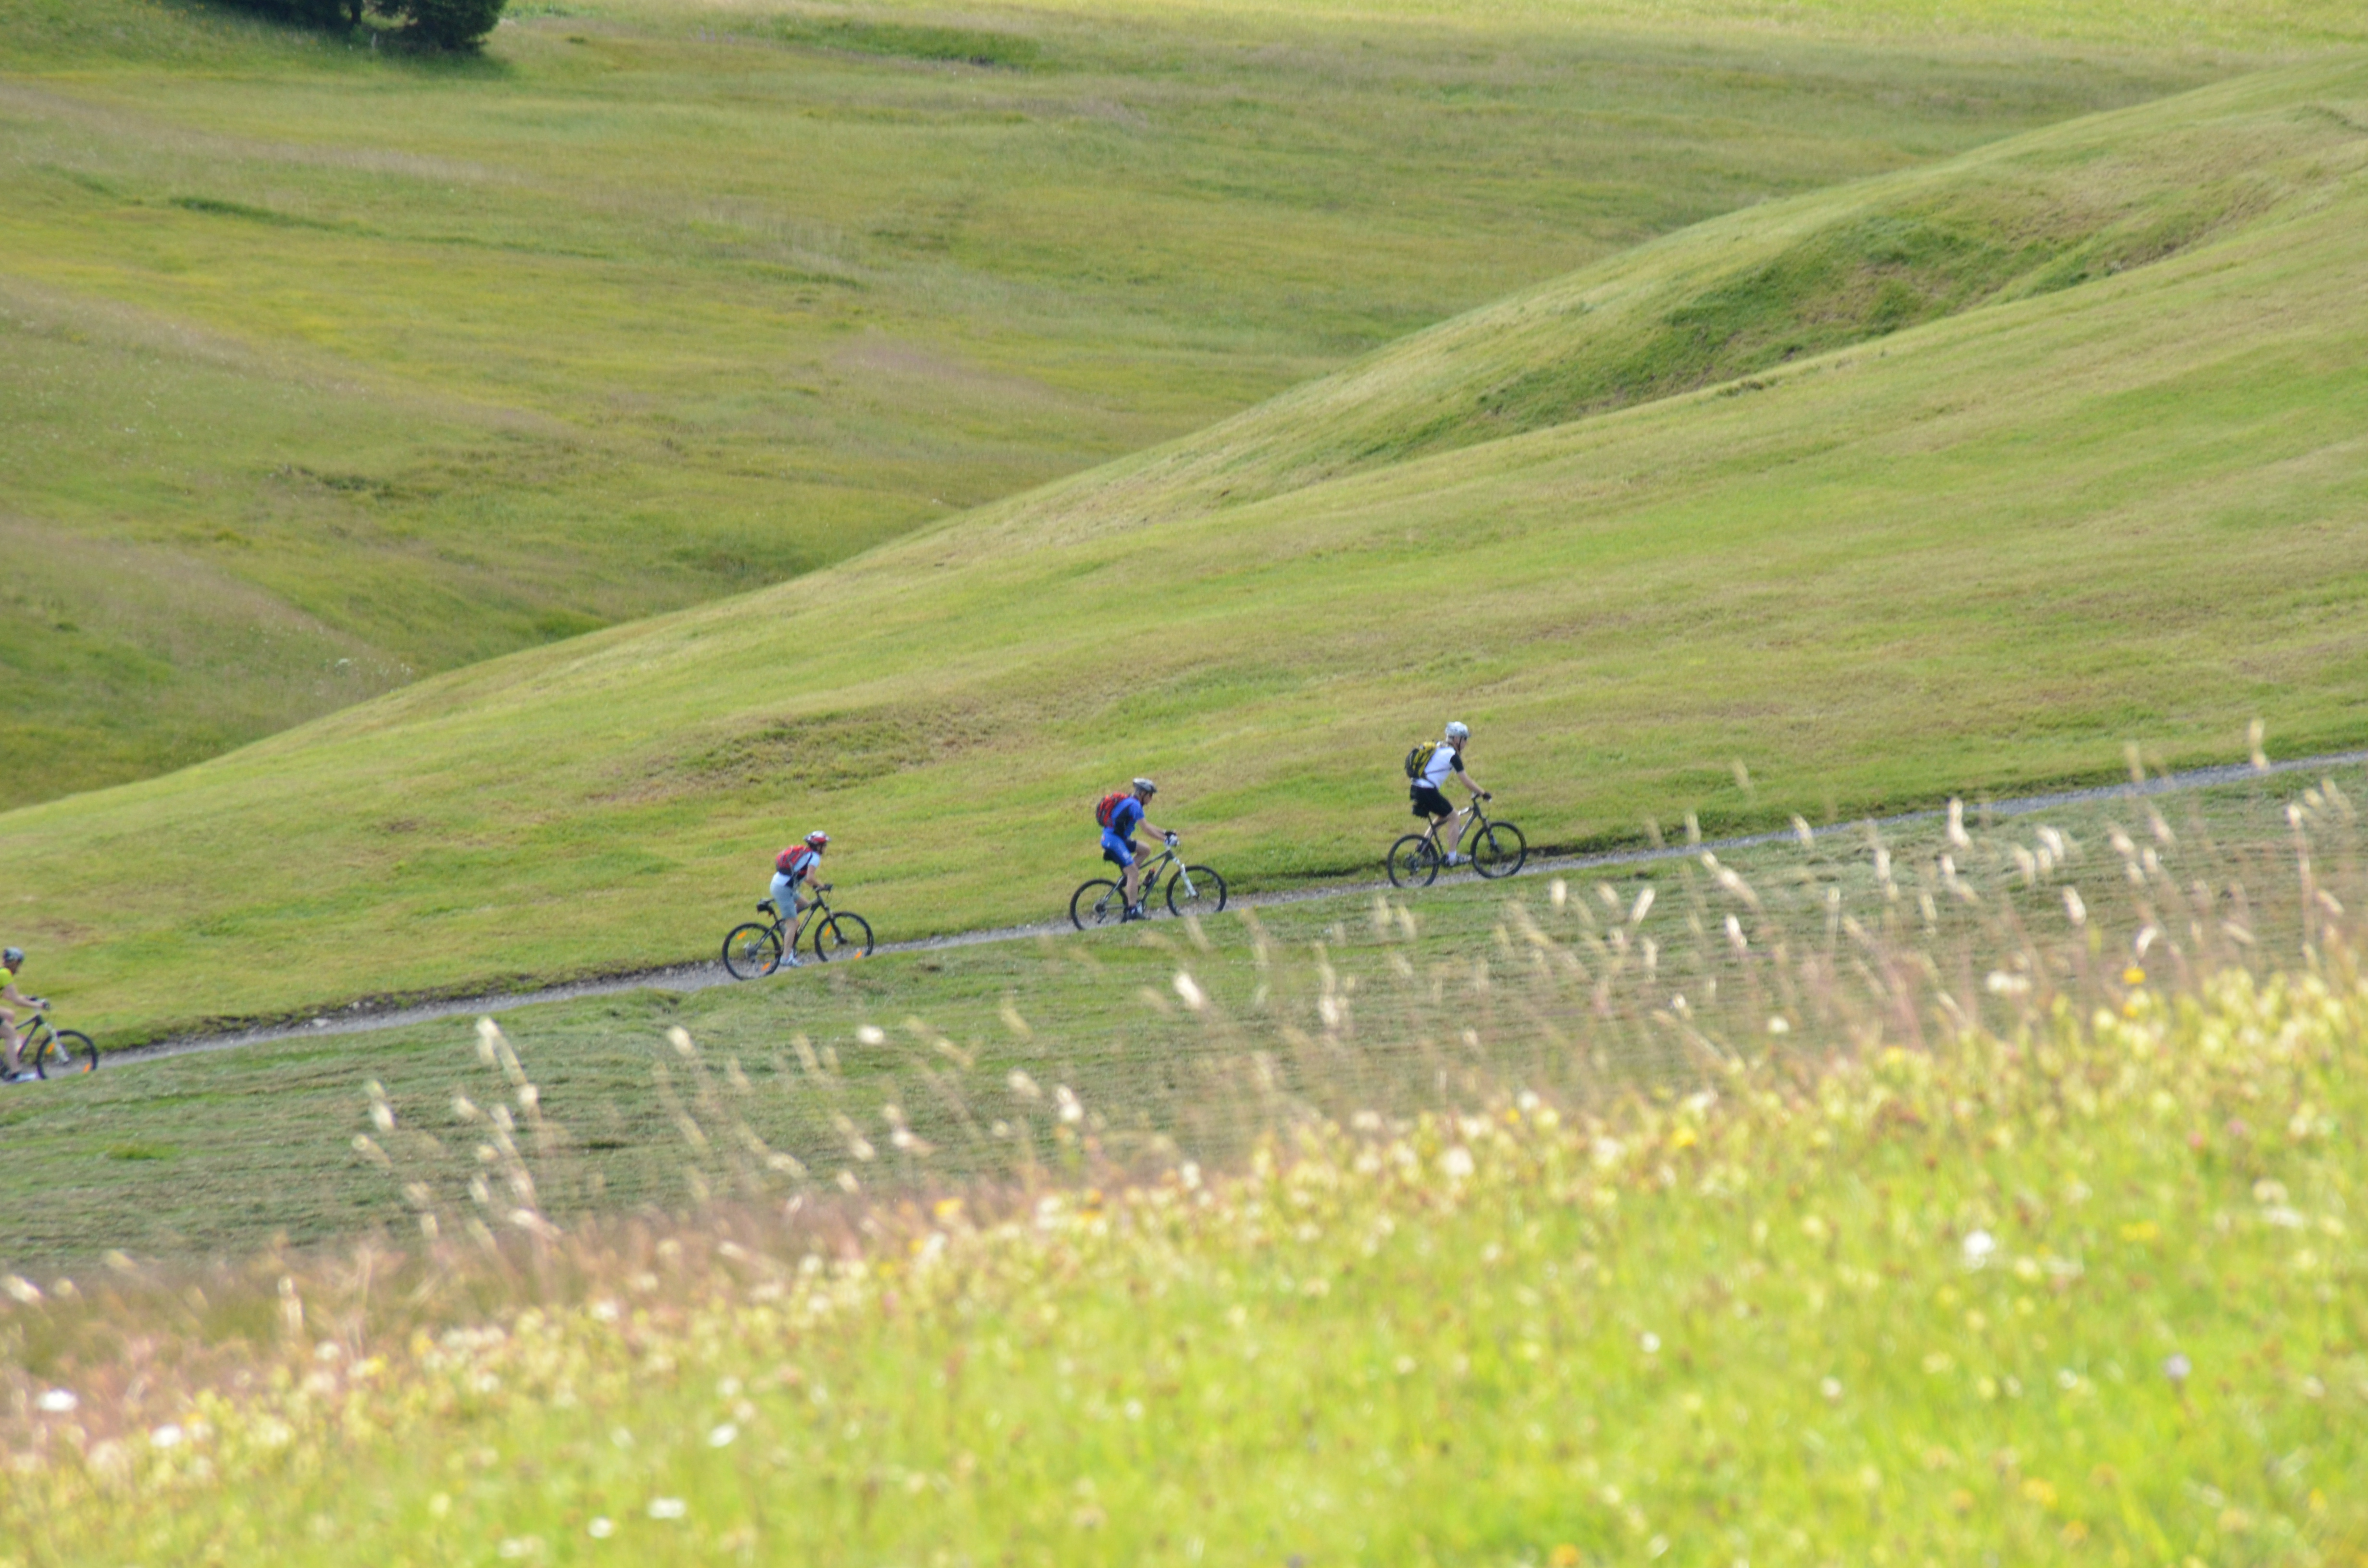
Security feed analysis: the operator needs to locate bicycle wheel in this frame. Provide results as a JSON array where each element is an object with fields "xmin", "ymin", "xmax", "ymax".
[
  {"xmin": 1070, "ymin": 879, "xmax": 1125, "ymax": 930},
  {"xmin": 31, "ymin": 1029, "xmax": 96, "ymax": 1078},
  {"xmin": 1166, "ymin": 865, "xmax": 1228, "ymax": 918},
  {"xmin": 813, "ymin": 913, "xmax": 874, "ymax": 961},
  {"xmin": 1387, "ymin": 833, "xmax": 1441, "ymax": 889},
  {"xmin": 721, "ymin": 922, "xmax": 783, "ymax": 980},
  {"xmin": 1470, "ymin": 821, "xmax": 1528, "ymax": 879}
]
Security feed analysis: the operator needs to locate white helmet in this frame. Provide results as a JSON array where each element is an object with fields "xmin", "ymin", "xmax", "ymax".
[{"xmin": 1444, "ymin": 721, "xmax": 1470, "ymax": 742}]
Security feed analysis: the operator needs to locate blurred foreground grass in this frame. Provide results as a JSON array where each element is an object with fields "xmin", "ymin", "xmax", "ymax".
[{"xmin": 0, "ymin": 771, "xmax": 2363, "ymax": 1563}]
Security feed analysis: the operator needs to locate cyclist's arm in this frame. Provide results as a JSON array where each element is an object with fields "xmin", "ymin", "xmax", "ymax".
[
  {"xmin": 1141, "ymin": 820, "xmax": 1175, "ymax": 844},
  {"xmin": 0, "ymin": 980, "xmax": 26, "ymax": 1009}
]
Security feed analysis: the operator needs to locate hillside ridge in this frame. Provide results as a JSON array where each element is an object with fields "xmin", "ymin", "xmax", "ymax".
[{"xmin": 6, "ymin": 56, "xmax": 2366, "ymax": 1040}]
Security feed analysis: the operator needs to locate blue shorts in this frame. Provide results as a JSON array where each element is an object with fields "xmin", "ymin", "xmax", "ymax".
[{"xmin": 1101, "ymin": 833, "xmax": 1138, "ymax": 869}]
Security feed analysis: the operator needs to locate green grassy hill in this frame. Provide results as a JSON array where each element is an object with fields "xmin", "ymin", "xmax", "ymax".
[
  {"xmin": 6, "ymin": 56, "xmax": 2368, "ymax": 1041},
  {"xmin": 1, "ymin": 0, "xmax": 2210, "ymax": 807}
]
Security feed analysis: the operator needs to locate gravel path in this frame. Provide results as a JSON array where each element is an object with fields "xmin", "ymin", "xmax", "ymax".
[{"xmin": 103, "ymin": 748, "xmax": 2367, "ymax": 1067}]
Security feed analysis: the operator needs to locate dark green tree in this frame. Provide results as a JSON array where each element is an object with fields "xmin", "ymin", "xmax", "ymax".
[
  {"xmin": 219, "ymin": 0, "xmax": 504, "ymax": 50},
  {"xmin": 384, "ymin": 0, "xmax": 504, "ymax": 49}
]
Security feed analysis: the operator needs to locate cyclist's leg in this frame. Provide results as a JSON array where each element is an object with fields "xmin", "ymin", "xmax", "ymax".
[
  {"xmin": 1410, "ymin": 784, "xmax": 1452, "ymax": 844},
  {"xmin": 0, "ymin": 1007, "xmax": 19, "ymax": 1076},
  {"xmin": 769, "ymin": 872, "xmax": 800, "ymax": 919},
  {"xmin": 1103, "ymin": 834, "xmax": 1143, "ymax": 911}
]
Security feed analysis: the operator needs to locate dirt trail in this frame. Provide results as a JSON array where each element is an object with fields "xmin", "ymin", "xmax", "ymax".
[{"xmin": 102, "ymin": 749, "xmax": 2367, "ymax": 1068}]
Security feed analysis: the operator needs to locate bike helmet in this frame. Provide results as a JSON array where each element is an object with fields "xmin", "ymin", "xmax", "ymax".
[
  {"xmin": 1132, "ymin": 777, "xmax": 1158, "ymax": 795},
  {"xmin": 806, "ymin": 831, "xmax": 830, "ymax": 848},
  {"xmin": 1444, "ymin": 721, "xmax": 1470, "ymax": 742},
  {"xmin": 0, "ymin": 947, "xmax": 19, "ymax": 966}
]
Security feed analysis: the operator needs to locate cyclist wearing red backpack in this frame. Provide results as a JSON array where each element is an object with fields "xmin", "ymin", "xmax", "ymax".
[
  {"xmin": 1096, "ymin": 778, "xmax": 1173, "ymax": 923},
  {"xmin": 768, "ymin": 831, "xmax": 831, "ymax": 967}
]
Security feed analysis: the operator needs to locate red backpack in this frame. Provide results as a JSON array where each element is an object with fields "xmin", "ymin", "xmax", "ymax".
[
  {"xmin": 1094, "ymin": 792, "xmax": 1130, "ymax": 830},
  {"xmin": 776, "ymin": 845, "xmax": 818, "ymax": 878}
]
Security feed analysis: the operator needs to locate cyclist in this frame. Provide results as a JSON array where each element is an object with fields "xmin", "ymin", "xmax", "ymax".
[
  {"xmin": 1, "ymin": 947, "xmax": 41, "ymax": 1083},
  {"xmin": 769, "ymin": 832, "xmax": 831, "ymax": 968},
  {"xmin": 1101, "ymin": 778, "xmax": 1175, "ymax": 922},
  {"xmin": 1410, "ymin": 721, "xmax": 1491, "ymax": 865}
]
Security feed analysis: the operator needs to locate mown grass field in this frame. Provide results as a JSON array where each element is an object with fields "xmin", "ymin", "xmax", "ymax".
[
  {"xmin": 2, "ymin": 55, "xmax": 2364, "ymax": 1043},
  {"xmin": 0, "ymin": 775, "xmax": 2360, "ymax": 1565},
  {"xmin": 1, "ymin": 0, "xmax": 2222, "ymax": 806},
  {"xmin": 0, "ymin": 764, "xmax": 2343, "ymax": 1269}
]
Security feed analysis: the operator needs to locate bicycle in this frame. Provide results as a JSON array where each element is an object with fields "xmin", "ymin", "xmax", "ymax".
[
  {"xmin": 1070, "ymin": 835, "xmax": 1227, "ymax": 930},
  {"xmin": 721, "ymin": 886, "xmax": 875, "ymax": 979},
  {"xmin": 8, "ymin": 1004, "xmax": 96, "ymax": 1080},
  {"xmin": 1387, "ymin": 793, "xmax": 1528, "ymax": 888}
]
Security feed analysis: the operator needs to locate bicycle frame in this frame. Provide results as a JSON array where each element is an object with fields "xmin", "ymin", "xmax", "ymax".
[
  {"xmin": 1124, "ymin": 842, "xmax": 1193, "ymax": 902},
  {"xmin": 7, "ymin": 1015, "xmax": 47, "ymax": 1061},
  {"xmin": 1415, "ymin": 794, "xmax": 1492, "ymax": 850},
  {"xmin": 764, "ymin": 888, "xmax": 838, "ymax": 939}
]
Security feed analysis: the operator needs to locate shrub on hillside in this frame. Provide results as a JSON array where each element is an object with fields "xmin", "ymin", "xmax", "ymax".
[{"xmin": 228, "ymin": 0, "xmax": 504, "ymax": 51}]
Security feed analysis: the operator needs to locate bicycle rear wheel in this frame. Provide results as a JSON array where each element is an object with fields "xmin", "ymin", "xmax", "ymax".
[
  {"xmin": 1070, "ymin": 879, "xmax": 1124, "ymax": 930},
  {"xmin": 1166, "ymin": 865, "xmax": 1228, "ymax": 918},
  {"xmin": 722, "ymin": 922, "xmax": 783, "ymax": 980},
  {"xmin": 1387, "ymin": 834, "xmax": 1440, "ymax": 889},
  {"xmin": 31, "ymin": 1029, "xmax": 96, "ymax": 1078},
  {"xmin": 1470, "ymin": 822, "xmax": 1528, "ymax": 879},
  {"xmin": 814, "ymin": 913, "xmax": 874, "ymax": 961}
]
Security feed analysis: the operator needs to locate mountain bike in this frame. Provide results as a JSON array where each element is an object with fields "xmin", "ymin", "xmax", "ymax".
[
  {"xmin": 1071, "ymin": 836, "xmax": 1227, "ymax": 929},
  {"xmin": 1387, "ymin": 793, "xmax": 1527, "ymax": 888},
  {"xmin": 9, "ymin": 1005, "xmax": 96, "ymax": 1080},
  {"xmin": 721, "ymin": 886, "xmax": 875, "ymax": 979}
]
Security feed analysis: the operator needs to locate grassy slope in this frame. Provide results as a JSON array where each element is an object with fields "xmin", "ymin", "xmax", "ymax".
[
  {"xmin": 0, "ymin": 767, "xmax": 2340, "ymax": 1269},
  {"xmin": 0, "ymin": 0, "xmax": 2183, "ymax": 806},
  {"xmin": 4, "ymin": 57, "xmax": 2362, "ymax": 1043}
]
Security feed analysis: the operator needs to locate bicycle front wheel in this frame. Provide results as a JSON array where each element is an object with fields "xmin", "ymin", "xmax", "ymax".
[
  {"xmin": 1470, "ymin": 821, "xmax": 1528, "ymax": 879},
  {"xmin": 1070, "ymin": 879, "xmax": 1124, "ymax": 930},
  {"xmin": 1387, "ymin": 834, "xmax": 1440, "ymax": 889},
  {"xmin": 722, "ymin": 922, "xmax": 783, "ymax": 980},
  {"xmin": 32, "ymin": 1029, "xmax": 96, "ymax": 1078},
  {"xmin": 814, "ymin": 913, "xmax": 874, "ymax": 961},
  {"xmin": 1166, "ymin": 865, "xmax": 1228, "ymax": 918}
]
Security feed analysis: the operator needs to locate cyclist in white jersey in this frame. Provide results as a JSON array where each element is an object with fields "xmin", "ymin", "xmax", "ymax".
[
  {"xmin": 768, "ymin": 832, "xmax": 830, "ymax": 968},
  {"xmin": 1409, "ymin": 722, "xmax": 1491, "ymax": 866}
]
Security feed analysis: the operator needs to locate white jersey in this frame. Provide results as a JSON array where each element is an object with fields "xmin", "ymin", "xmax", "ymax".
[{"xmin": 1417, "ymin": 743, "xmax": 1464, "ymax": 791}]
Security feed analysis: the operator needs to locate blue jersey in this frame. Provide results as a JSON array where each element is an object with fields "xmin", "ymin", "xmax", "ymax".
[{"xmin": 1107, "ymin": 796, "xmax": 1146, "ymax": 840}]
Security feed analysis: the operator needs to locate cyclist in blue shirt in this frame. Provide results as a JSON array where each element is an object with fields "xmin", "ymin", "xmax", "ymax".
[{"xmin": 1101, "ymin": 778, "xmax": 1175, "ymax": 922}]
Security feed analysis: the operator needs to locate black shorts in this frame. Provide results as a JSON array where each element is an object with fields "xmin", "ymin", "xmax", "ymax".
[{"xmin": 1410, "ymin": 784, "xmax": 1453, "ymax": 819}]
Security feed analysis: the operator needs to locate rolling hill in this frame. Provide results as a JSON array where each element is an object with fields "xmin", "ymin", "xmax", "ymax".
[
  {"xmin": 6, "ymin": 55, "xmax": 2368, "ymax": 1041},
  {"xmin": 3, "ymin": 0, "xmax": 2207, "ymax": 806}
]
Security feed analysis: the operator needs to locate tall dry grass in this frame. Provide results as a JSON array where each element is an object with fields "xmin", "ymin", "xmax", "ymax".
[{"xmin": 0, "ymin": 772, "xmax": 2361, "ymax": 1561}]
